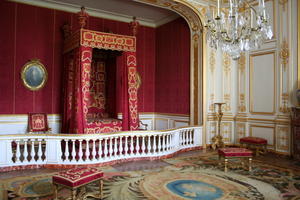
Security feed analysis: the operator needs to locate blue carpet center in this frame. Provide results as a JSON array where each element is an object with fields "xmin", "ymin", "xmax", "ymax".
[{"xmin": 166, "ymin": 179, "xmax": 223, "ymax": 199}]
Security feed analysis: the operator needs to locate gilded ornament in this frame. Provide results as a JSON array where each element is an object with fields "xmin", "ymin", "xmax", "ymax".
[
  {"xmin": 279, "ymin": 0, "xmax": 288, "ymax": 11},
  {"xmin": 238, "ymin": 53, "xmax": 246, "ymax": 72},
  {"xmin": 209, "ymin": 50, "xmax": 216, "ymax": 72},
  {"xmin": 223, "ymin": 53, "xmax": 231, "ymax": 73},
  {"xmin": 280, "ymin": 40, "xmax": 289, "ymax": 66}
]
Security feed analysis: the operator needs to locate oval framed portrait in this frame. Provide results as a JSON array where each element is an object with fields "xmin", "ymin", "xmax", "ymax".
[{"xmin": 21, "ymin": 59, "xmax": 47, "ymax": 91}]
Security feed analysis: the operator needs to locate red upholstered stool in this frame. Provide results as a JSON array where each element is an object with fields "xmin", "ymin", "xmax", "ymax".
[
  {"xmin": 218, "ymin": 148, "xmax": 253, "ymax": 172},
  {"xmin": 240, "ymin": 137, "xmax": 267, "ymax": 156},
  {"xmin": 52, "ymin": 167, "xmax": 103, "ymax": 200}
]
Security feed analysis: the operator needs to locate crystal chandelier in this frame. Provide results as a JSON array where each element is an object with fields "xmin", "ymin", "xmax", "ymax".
[{"xmin": 205, "ymin": 0, "xmax": 273, "ymax": 60}]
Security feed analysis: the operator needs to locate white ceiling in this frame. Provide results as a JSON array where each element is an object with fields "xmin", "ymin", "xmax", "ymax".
[{"xmin": 11, "ymin": 0, "xmax": 181, "ymax": 27}]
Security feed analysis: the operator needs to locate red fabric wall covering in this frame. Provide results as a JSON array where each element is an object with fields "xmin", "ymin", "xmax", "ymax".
[
  {"xmin": 0, "ymin": 1, "xmax": 156, "ymax": 115},
  {"xmin": 136, "ymin": 26, "xmax": 156, "ymax": 113},
  {"xmin": 155, "ymin": 18, "xmax": 190, "ymax": 115}
]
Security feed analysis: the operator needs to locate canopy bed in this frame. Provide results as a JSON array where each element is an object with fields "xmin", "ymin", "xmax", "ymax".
[{"xmin": 62, "ymin": 8, "xmax": 139, "ymax": 134}]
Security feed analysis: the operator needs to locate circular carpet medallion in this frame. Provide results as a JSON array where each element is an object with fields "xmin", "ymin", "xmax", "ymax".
[{"xmin": 140, "ymin": 167, "xmax": 281, "ymax": 200}]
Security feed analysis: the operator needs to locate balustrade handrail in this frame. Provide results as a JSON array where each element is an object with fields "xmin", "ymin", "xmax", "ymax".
[{"xmin": 0, "ymin": 126, "xmax": 202, "ymax": 169}]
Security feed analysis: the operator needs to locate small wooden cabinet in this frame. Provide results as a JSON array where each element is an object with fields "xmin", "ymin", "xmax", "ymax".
[{"xmin": 291, "ymin": 107, "xmax": 300, "ymax": 160}]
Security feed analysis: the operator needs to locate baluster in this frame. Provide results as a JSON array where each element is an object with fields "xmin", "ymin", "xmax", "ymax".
[
  {"xmin": 85, "ymin": 140, "xmax": 90, "ymax": 161},
  {"xmin": 182, "ymin": 131, "xmax": 186, "ymax": 146},
  {"xmin": 130, "ymin": 136, "xmax": 134, "ymax": 155},
  {"xmin": 162, "ymin": 134, "xmax": 166, "ymax": 152},
  {"xmin": 8, "ymin": 140, "xmax": 13, "ymax": 164},
  {"xmin": 71, "ymin": 139, "xmax": 76, "ymax": 162},
  {"xmin": 152, "ymin": 135, "xmax": 156, "ymax": 154},
  {"xmin": 189, "ymin": 130, "xmax": 192, "ymax": 145},
  {"xmin": 124, "ymin": 136, "xmax": 128, "ymax": 156},
  {"xmin": 65, "ymin": 139, "xmax": 69, "ymax": 162},
  {"xmin": 92, "ymin": 139, "xmax": 96, "ymax": 160},
  {"xmin": 98, "ymin": 139, "xmax": 103, "ymax": 160},
  {"xmin": 30, "ymin": 139, "xmax": 35, "ymax": 162},
  {"xmin": 186, "ymin": 130, "xmax": 190, "ymax": 145},
  {"xmin": 119, "ymin": 136, "xmax": 123, "ymax": 157},
  {"xmin": 15, "ymin": 140, "xmax": 20, "ymax": 162},
  {"xmin": 104, "ymin": 138, "xmax": 108, "ymax": 160},
  {"xmin": 147, "ymin": 135, "xmax": 151, "ymax": 154},
  {"xmin": 61, "ymin": 140, "xmax": 66, "ymax": 161},
  {"xmin": 136, "ymin": 136, "xmax": 140, "ymax": 155},
  {"xmin": 37, "ymin": 139, "xmax": 43, "ymax": 162},
  {"xmin": 23, "ymin": 140, "xmax": 28, "ymax": 163},
  {"xmin": 114, "ymin": 137, "xmax": 118, "ymax": 157},
  {"xmin": 78, "ymin": 139, "xmax": 83, "ymax": 162},
  {"xmin": 109, "ymin": 137, "xmax": 113, "ymax": 158},
  {"xmin": 191, "ymin": 130, "xmax": 194, "ymax": 145},
  {"xmin": 186, "ymin": 130, "xmax": 189, "ymax": 145},
  {"xmin": 168, "ymin": 134, "xmax": 171, "ymax": 150},
  {"xmin": 141, "ymin": 135, "xmax": 146, "ymax": 155},
  {"xmin": 158, "ymin": 135, "xmax": 161, "ymax": 153}
]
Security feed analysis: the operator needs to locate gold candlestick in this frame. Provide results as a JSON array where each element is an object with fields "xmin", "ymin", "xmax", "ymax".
[{"xmin": 211, "ymin": 102, "xmax": 226, "ymax": 150}]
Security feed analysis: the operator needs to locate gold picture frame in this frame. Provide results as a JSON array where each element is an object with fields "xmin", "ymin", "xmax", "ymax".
[{"xmin": 21, "ymin": 59, "xmax": 48, "ymax": 91}]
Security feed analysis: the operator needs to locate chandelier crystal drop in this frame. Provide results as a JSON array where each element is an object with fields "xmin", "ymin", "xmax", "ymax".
[{"xmin": 205, "ymin": 0, "xmax": 273, "ymax": 60}]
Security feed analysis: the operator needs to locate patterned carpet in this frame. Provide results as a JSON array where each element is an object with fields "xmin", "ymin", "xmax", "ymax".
[{"xmin": 1, "ymin": 151, "xmax": 300, "ymax": 200}]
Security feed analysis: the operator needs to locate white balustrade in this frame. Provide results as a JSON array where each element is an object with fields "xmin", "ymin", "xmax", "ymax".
[{"xmin": 0, "ymin": 127, "xmax": 202, "ymax": 168}]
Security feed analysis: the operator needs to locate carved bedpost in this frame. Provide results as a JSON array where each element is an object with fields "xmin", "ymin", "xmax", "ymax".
[
  {"xmin": 77, "ymin": 6, "xmax": 89, "ymax": 28},
  {"xmin": 129, "ymin": 16, "xmax": 139, "ymax": 36}
]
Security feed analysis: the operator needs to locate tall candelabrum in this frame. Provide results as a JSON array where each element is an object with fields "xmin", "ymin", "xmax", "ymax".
[{"xmin": 212, "ymin": 102, "xmax": 226, "ymax": 150}]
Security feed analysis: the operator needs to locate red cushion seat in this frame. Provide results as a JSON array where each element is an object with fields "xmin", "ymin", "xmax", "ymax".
[
  {"xmin": 240, "ymin": 137, "xmax": 267, "ymax": 144},
  {"xmin": 218, "ymin": 148, "xmax": 252, "ymax": 157},
  {"xmin": 52, "ymin": 167, "xmax": 103, "ymax": 188}
]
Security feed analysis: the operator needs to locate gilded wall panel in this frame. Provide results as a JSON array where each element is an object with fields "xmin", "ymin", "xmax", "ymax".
[
  {"xmin": 276, "ymin": 126, "xmax": 289, "ymax": 151},
  {"xmin": 249, "ymin": 51, "xmax": 276, "ymax": 115}
]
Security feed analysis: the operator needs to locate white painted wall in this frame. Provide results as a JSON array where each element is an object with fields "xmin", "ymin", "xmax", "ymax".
[{"xmin": 205, "ymin": 0, "xmax": 296, "ymax": 154}]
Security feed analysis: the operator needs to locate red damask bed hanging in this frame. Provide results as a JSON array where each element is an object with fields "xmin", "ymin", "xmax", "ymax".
[{"xmin": 62, "ymin": 7, "xmax": 139, "ymax": 134}]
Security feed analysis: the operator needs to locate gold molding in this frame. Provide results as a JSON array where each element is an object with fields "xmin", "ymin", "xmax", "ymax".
[
  {"xmin": 249, "ymin": 124, "xmax": 275, "ymax": 148},
  {"xmin": 249, "ymin": 51, "xmax": 276, "ymax": 115}
]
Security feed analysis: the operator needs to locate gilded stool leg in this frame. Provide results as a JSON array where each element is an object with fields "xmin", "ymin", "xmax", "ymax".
[
  {"xmin": 255, "ymin": 146, "xmax": 259, "ymax": 156},
  {"xmin": 241, "ymin": 158, "xmax": 245, "ymax": 169},
  {"xmin": 72, "ymin": 189, "xmax": 76, "ymax": 200},
  {"xmin": 249, "ymin": 158, "xmax": 252, "ymax": 171},
  {"xmin": 53, "ymin": 183, "xmax": 58, "ymax": 200},
  {"xmin": 99, "ymin": 179, "xmax": 103, "ymax": 199},
  {"xmin": 224, "ymin": 158, "xmax": 228, "ymax": 173}
]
